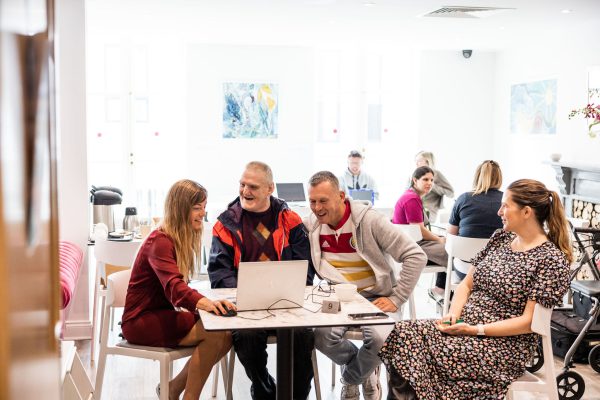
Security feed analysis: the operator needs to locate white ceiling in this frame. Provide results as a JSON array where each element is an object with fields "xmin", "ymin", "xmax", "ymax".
[{"xmin": 87, "ymin": 0, "xmax": 600, "ymax": 50}]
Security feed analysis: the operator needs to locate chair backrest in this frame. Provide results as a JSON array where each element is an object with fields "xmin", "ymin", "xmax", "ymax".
[
  {"xmin": 444, "ymin": 234, "xmax": 489, "ymax": 262},
  {"xmin": 94, "ymin": 238, "xmax": 141, "ymax": 267},
  {"xmin": 106, "ymin": 268, "xmax": 133, "ymax": 308},
  {"xmin": 396, "ymin": 224, "xmax": 423, "ymax": 242},
  {"xmin": 202, "ymin": 220, "xmax": 214, "ymax": 251},
  {"xmin": 530, "ymin": 302, "xmax": 552, "ymax": 336}
]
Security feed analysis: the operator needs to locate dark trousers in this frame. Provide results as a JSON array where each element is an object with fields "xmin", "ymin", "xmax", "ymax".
[{"xmin": 232, "ymin": 328, "xmax": 315, "ymax": 400}]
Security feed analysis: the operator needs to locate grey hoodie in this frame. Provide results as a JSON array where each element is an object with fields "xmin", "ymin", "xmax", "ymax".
[
  {"xmin": 339, "ymin": 169, "xmax": 379, "ymax": 200},
  {"xmin": 304, "ymin": 200, "xmax": 426, "ymax": 308}
]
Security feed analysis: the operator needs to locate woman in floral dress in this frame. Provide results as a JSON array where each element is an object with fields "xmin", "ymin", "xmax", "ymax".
[{"xmin": 379, "ymin": 179, "xmax": 573, "ymax": 400}]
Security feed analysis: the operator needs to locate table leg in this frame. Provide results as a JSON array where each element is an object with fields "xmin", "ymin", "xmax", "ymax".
[{"xmin": 276, "ymin": 328, "xmax": 294, "ymax": 400}]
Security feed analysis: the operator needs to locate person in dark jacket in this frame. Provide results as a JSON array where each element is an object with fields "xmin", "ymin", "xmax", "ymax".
[{"xmin": 208, "ymin": 161, "xmax": 316, "ymax": 400}]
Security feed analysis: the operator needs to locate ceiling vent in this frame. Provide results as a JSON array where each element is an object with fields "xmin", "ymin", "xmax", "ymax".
[{"xmin": 423, "ymin": 6, "xmax": 515, "ymax": 19}]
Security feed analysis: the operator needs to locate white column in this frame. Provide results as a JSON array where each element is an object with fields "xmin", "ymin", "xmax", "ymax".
[{"xmin": 55, "ymin": 0, "xmax": 91, "ymax": 339}]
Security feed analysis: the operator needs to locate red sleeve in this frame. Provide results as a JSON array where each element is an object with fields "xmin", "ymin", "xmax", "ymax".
[
  {"xmin": 147, "ymin": 234, "xmax": 204, "ymax": 311},
  {"xmin": 404, "ymin": 197, "xmax": 424, "ymax": 223}
]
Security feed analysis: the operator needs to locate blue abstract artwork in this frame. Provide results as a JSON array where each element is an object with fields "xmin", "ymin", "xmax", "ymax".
[
  {"xmin": 222, "ymin": 82, "xmax": 279, "ymax": 139},
  {"xmin": 510, "ymin": 79, "xmax": 557, "ymax": 134}
]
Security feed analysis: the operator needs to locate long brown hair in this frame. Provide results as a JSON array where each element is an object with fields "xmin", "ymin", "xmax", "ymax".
[
  {"xmin": 507, "ymin": 179, "xmax": 573, "ymax": 264},
  {"xmin": 160, "ymin": 179, "xmax": 207, "ymax": 281},
  {"xmin": 472, "ymin": 160, "xmax": 502, "ymax": 195}
]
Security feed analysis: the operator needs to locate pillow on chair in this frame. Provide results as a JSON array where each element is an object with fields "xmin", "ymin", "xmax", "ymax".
[{"xmin": 59, "ymin": 241, "xmax": 84, "ymax": 309}]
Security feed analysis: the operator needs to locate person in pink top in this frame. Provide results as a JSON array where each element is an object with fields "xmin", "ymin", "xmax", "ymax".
[
  {"xmin": 122, "ymin": 179, "xmax": 233, "ymax": 400},
  {"xmin": 393, "ymin": 166, "xmax": 448, "ymax": 298}
]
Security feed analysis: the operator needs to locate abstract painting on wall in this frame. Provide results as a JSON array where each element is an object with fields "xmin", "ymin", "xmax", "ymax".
[
  {"xmin": 223, "ymin": 82, "xmax": 279, "ymax": 139},
  {"xmin": 510, "ymin": 79, "xmax": 557, "ymax": 134}
]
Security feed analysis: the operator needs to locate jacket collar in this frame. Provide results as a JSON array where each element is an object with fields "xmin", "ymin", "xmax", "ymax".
[
  {"xmin": 218, "ymin": 196, "xmax": 288, "ymax": 231},
  {"xmin": 306, "ymin": 199, "xmax": 371, "ymax": 233}
]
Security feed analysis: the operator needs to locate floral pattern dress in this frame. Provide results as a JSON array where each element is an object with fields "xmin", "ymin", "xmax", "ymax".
[{"xmin": 379, "ymin": 229, "xmax": 570, "ymax": 399}]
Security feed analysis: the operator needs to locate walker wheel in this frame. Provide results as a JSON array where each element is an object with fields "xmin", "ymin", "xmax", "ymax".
[
  {"xmin": 589, "ymin": 345, "xmax": 600, "ymax": 373},
  {"xmin": 557, "ymin": 370, "xmax": 585, "ymax": 400},
  {"xmin": 525, "ymin": 340, "xmax": 544, "ymax": 373}
]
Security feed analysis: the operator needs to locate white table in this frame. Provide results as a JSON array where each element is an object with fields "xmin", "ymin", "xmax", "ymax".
[{"xmin": 192, "ymin": 286, "xmax": 395, "ymax": 400}]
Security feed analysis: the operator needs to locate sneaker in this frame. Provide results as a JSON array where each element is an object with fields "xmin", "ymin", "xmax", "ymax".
[
  {"xmin": 340, "ymin": 379, "xmax": 360, "ymax": 400},
  {"xmin": 362, "ymin": 366, "xmax": 382, "ymax": 400}
]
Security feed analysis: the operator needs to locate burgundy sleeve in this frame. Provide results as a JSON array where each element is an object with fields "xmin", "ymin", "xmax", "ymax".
[
  {"xmin": 404, "ymin": 197, "xmax": 424, "ymax": 223},
  {"xmin": 146, "ymin": 235, "xmax": 203, "ymax": 311}
]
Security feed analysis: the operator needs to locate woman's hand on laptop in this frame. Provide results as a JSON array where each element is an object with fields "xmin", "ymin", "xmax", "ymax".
[
  {"xmin": 371, "ymin": 297, "xmax": 398, "ymax": 312},
  {"xmin": 196, "ymin": 297, "xmax": 237, "ymax": 315}
]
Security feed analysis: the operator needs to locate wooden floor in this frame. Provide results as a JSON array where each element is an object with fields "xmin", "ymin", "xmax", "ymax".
[{"xmin": 78, "ymin": 275, "xmax": 600, "ymax": 399}]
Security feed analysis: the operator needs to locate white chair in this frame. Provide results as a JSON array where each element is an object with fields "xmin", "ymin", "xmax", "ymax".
[
  {"xmin": 62, "ymin": 344, "xmax": 94, "ymax": 400},
  {"xmin": 225, "ymin": 336, "xmax": 322, "ymax": 400},
  {"xmin": 442, "ymin": 234, "xmax": 489, "ymax": 315},
  {"xmin": 91, "ymin": 238, "xmax": 141, "ymax": 361},
  {"xmin": 506, "ymin": 304, "xmax": 558, "ymax": 400},
  {"xmin": 94, "ymin": 269, "xmax": 196, "ymax": 400},
  {"xmin": 397, "ymin": 224, "xmax": 446, "ymax": 316}
]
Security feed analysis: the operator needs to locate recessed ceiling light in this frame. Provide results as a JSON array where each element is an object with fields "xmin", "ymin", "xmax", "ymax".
[
  {"xmin": 364, "ymin": 1, "xmax": 376, "ymax": 6},
  {"xmin": 561, "ymin": 9, "xmax": 572, "ymax": 14}
]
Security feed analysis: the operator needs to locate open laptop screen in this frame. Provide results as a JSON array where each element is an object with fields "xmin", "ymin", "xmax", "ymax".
[
  {"xmin": 349, "ymin": 189, "xmax": 374, "ymax": 204},
  {"xmin": 276, "ymin": 183, "xmax": 306, "ymax": 202},
  {"xmin": 236, "ymin": 260, "xmax": 308, "ymax": 311}
]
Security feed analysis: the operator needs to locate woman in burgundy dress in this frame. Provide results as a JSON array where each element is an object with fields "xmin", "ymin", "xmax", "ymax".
[{"xmin": 122, "ymin": 179, "xmax": 234, "ymax": 400}]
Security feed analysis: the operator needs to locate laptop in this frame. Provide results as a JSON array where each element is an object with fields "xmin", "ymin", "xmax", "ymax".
[
  {"xmin": 349, "ymin": 189, "xmax": 375, "ymax": 204},
  {"xmin": 236, "ymin": 260, "xmax": 308, "ymax": 311},
  {"xmin": 276, "ymin": 183, "xmax": 306, "ymax": 203}
]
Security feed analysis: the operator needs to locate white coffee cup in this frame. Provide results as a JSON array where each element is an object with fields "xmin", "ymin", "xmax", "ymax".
[
  {"xmin": 91, "ymin": 223, "xmax": 109, "ymax": 241},
  {"xmin": 335, "ymin": 283, "xmax": 357, "ymax": 302}
]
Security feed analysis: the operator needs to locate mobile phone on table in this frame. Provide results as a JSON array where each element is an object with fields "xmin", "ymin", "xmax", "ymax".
[{"xmin": 347, "ymin": 312, "xmax": 388, "ymax": 320}]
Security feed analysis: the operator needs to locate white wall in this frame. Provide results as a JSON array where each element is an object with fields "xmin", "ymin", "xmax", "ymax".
[
  {"xmin": 492, "ymin": 32, "xmax": 600, "ymax": 193},
  {"xmin": 186, "ymin": 44, "xmax": 315, "ymax": 206},
  {"xmin": 418, "ymin": 50, "xmax": 496, "ymax": 196}
]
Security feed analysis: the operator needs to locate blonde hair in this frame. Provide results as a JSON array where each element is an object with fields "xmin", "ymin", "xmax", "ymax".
[
  {"xmin": 507, "ymin": 179, "xmax": 573, "ymax": 264},
  {"xmin": 160, "ymin": 179, "xmax": 207, "ymax": 281},
  {"xmin": 472, "ymin": 160, "xmax": 502, "ymax": 195},
  {"xmin": 416, "ymin": 151, "xmax": 435, "ymax": 168}
]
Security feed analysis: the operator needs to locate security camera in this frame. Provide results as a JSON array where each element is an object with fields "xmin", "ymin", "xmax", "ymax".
[{"xmin": 462, "ymin": 49, "xmax": 473, "ymax": 59}]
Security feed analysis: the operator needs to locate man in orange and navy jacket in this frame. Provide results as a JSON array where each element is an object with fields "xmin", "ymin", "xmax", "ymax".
[{"xmin": 208, "ymin": 161, "xmax": 315, "ymax": 400}]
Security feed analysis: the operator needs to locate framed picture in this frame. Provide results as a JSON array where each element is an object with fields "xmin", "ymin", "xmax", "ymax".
[
  {"xmin": 222, "ymin": 82, "xmax": 279, "ymax": 139},
  {"xmin": 510, "ymin": 79, "xmax": 557, "ymax": 134}
]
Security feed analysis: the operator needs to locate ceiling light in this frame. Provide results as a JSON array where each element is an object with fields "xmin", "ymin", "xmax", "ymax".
[
  {"xmin": 363, "ymin": 2, "xmax": 376, "ymax": 7},
  {"xmin": 561, "ymin": 9, "xmax": 572, "ymax": 14}
]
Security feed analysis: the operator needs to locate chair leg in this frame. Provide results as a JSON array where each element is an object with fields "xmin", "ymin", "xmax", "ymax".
[
  {"xmin": 93, "ymin": 347, "xmax": 108, "ymax": 400},
  {"xmin": 97, "ymin": 294, "xmax": 106, "ymax": 344},
  {"xmin": 226, "ymin": 349, "xmax": 235, "ymax": 400},
  {"xmin": 220, "ymin": 356, "xmax": 228, "ymax": 391},
  {"xmin": 331, "ymin": 359, "xmax": 336, "ymax": 387},
  {"xmin": 311, "ymin": 349, "xmax": 322, "ymax": 400},
  {"xmin": 442, "ymin": 265, "xmax": 453, "ymax": 315},
  {"xmin": 210, "ymin": 364, "xmax": 219, "ymax": 398},
  {"xmin": 159, "ymin": 359, "xmax": 170, "ymax": 400},
  {"xmin": 408, "ymin": 293, "xmax": 416, "ymax": 321}
]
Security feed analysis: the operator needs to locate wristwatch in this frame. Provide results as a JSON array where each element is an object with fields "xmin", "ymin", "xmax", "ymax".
[{"xmin": 476, "ymin": 324, "xmax": 486, "ymax": 336}]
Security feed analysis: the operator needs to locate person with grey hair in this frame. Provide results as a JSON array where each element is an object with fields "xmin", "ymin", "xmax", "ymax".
[
  {"xmin": 339, "ymin": 150, "xmax": 379, "ymax": 200},
  {"xmin": 208, "ymin": 161, "xmax": 316, "ymax": 400},
  {"xmin": 408, "ymin": 151, "xmax": 454, "ymax": 223},
  {"xmin": 304, "ymin": 171, "xmax": 427, "ymax": 400}
]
